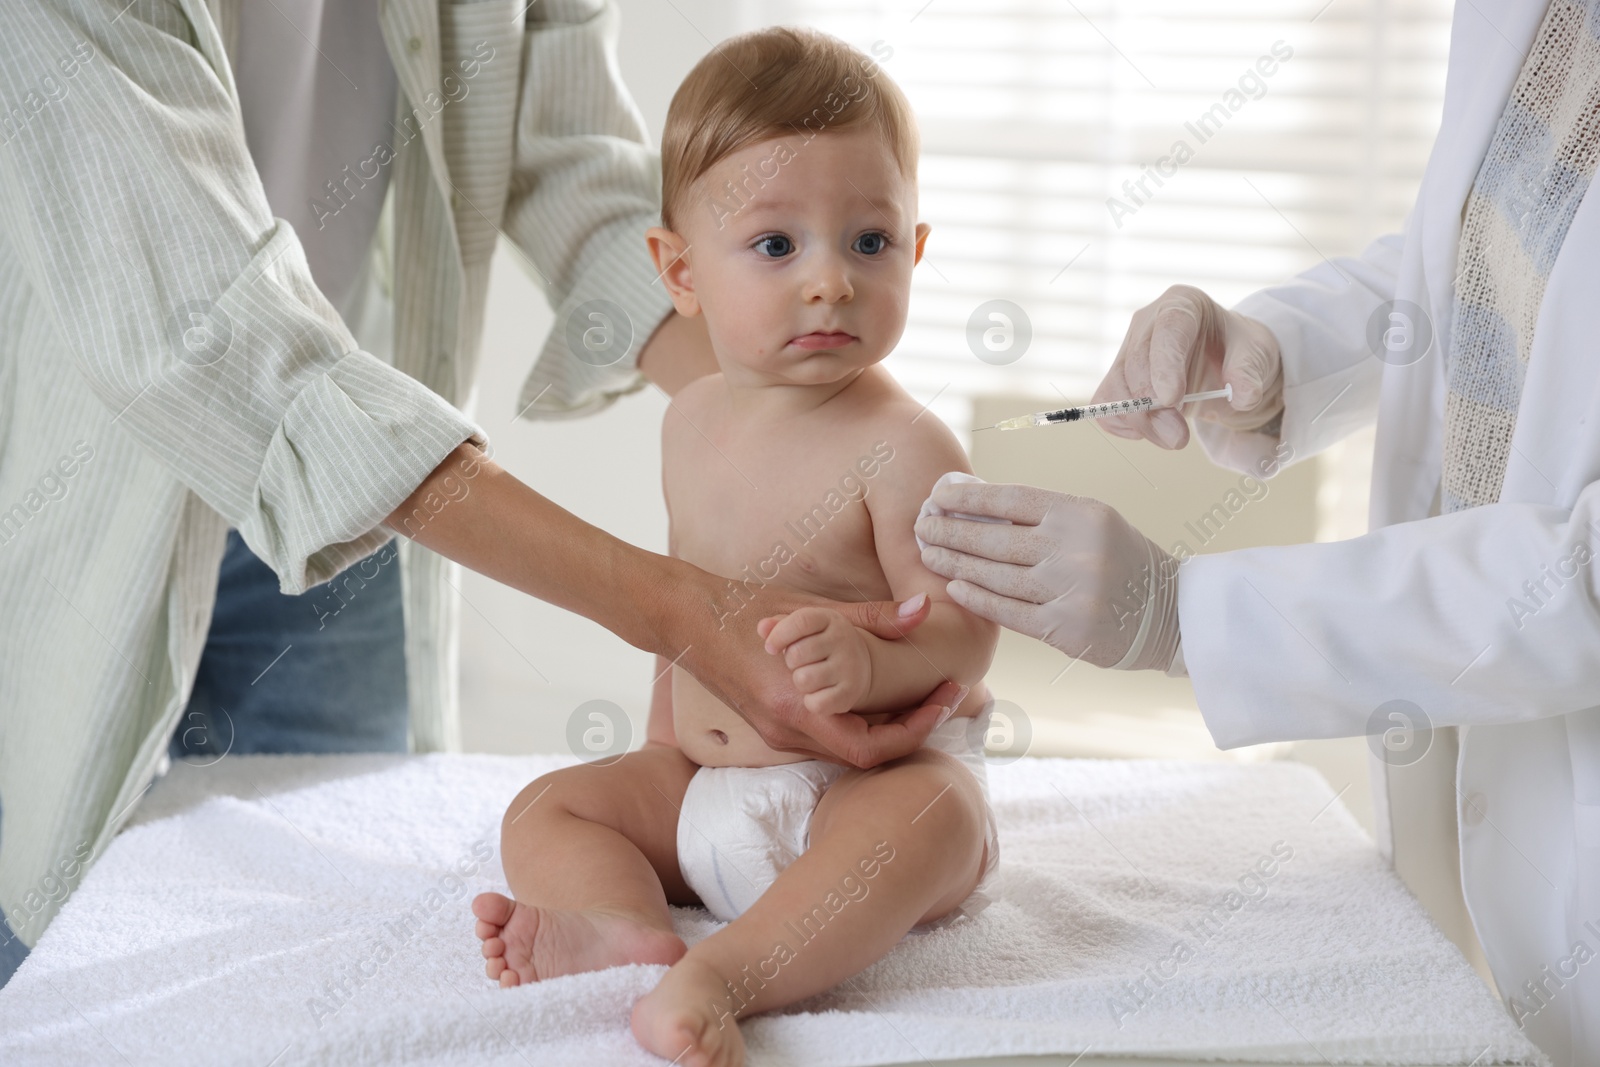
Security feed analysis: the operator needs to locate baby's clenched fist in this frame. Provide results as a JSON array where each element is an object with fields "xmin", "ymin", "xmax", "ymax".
[{"xmin": 758, "ymin": 607, "xmax": 873, "ymax": 716}]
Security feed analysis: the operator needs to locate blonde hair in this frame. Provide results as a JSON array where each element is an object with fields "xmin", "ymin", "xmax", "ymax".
[{"xmin": 659, "ymin": 27, "xmax": 918, "ymax": 231}]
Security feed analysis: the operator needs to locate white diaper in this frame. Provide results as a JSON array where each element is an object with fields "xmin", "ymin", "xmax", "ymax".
[{"xmin": 676, "ymin": 706, "xmax": 1001, "ymax": 924}]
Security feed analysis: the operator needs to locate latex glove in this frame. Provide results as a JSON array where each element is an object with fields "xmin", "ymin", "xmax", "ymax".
[
  {"xmin": 915, "ymin": 478, "xmax": 1180, "ymax": 672},
  {"xmin": 1095, "ymin": 284, "xmax": 1284, "ymax": 450}
]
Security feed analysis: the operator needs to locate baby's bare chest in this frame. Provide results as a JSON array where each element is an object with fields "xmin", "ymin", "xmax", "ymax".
[{"xmin": 665, "ymin": 429, "xmax": 900, "ymax": 602}]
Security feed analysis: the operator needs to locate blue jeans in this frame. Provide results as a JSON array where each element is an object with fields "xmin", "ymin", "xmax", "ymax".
[{"xmin": 170, "ymin": 529, "xmax": 410, "ymax": 758}]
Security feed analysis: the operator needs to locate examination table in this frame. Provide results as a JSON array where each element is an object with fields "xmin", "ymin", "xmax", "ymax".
[{"xmin": 0, "ymin": 753, "xmax": 1544, "ymax": 1066}]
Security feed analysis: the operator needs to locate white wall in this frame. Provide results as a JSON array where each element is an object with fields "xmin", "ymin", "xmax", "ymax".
[{"xmin": 457, "ymin": 0, "xmax": 744, "ymax": 755}]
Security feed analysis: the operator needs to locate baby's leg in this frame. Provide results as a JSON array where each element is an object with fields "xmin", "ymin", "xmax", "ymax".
[
  {"xmin": 631, "ymin": 748, "xmax": 987, "ymax": 1065},
  {"xmin": 474, "ymin": 744, "xmax": 700, "ymax": 986}
]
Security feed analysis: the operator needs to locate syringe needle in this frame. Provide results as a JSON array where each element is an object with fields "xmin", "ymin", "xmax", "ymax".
[{"xmin": 978, "ymin": 383, "xmax": 1233, "ymax": 432}]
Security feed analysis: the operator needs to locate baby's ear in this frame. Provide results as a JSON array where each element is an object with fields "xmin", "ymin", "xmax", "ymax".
[
  {"xmin": 912, "ymin": 222, "xmax": 931, "ymax": 266},
  {"xmin": 646, "ymin": 227, "xmax": 700, "ymax": 316}
]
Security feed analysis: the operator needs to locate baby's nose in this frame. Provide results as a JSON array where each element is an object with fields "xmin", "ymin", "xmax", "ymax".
[{"xmin": 803, "ymin": 260, "xmax": 853, "ymax": 302}]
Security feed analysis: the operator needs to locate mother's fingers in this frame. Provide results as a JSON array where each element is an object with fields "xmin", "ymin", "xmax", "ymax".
[{"xmin": 808, "ymin": 696, "xmax": 948, "ymax": 769}]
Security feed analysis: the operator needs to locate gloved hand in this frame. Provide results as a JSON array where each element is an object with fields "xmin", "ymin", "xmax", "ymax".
[
  {"xmin": 1095, "ymin": 284, "xmax": 1284, "ymax": 450},
  {"xmin": 915, "ymin": 478, "xmax": 1181, "ymax": 672}
]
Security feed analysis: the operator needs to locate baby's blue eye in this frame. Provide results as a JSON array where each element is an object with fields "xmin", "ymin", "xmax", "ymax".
[
  {"xmin": 853, "ymin": 232, "xmax": 890, "ymax": 256},
  {"xmin": 754, "ymin": 234, "xmax": 794, "ymax": 258}
]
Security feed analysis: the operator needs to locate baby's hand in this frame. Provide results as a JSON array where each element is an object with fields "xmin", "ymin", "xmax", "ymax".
[{"xmin": 758, "ymin": 607, "xmax": 872, "ymax": 716}]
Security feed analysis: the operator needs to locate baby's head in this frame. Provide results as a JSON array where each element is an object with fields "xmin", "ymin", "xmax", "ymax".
[{"xmin": 647, "ymin": 27, "xmax": 927, "ymax": 387}]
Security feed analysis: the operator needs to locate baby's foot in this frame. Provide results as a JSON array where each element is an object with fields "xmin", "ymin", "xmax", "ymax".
[
  {"xmin": 631, "ymin": 955, "xmax": 747, "ymax": 1067},
  {"xmin": 471, "ymin": 891, "xmax": 686, "ymax": 987}
]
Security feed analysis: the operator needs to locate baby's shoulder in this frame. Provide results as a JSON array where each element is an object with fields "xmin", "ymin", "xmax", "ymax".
[
  {"xmin": 841, "ymin": 383, "xmax": 972, "ymax": 509},
  {"xmin": 852, "ymin": 381, "xmax": 968, "ymax": 468}
]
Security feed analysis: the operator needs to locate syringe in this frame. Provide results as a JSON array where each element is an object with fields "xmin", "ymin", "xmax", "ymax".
[{"xmin": 976, "ymin": 384, "xmax": 1233, "ymax": 431}]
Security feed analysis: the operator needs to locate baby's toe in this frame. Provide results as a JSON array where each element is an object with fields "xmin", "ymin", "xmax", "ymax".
[
  {"xmin": 486, "ymin": 956, "xmax": 505, "ymax": 981},
  {"xmin": 472, "ymin": 891, "xmax": 516, "ymax": 926},
  {"xmin": 498, "ymin": 968, "xmax": 521, "ymax": 988},
  {"xmin": 481, "ymin": 936, "xmax": 504, "ymax": 959},
  {"xmin": 475, "ymin": 918, "xmax": 501, "ymax": 941}
]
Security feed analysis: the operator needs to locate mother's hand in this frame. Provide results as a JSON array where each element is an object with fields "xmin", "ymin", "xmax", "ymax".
[
  {"xmin": 914, "ymin": 480, "xmax": 1181, "ymax": 672},
  {"xmin": 666, "ymin": 575, "xmax": 967, "ymax": 769}
]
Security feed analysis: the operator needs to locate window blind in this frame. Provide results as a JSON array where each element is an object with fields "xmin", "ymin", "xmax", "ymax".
[{"xmin": 752, "ymin": 0, "xmax": 1455, "ymax": 428}]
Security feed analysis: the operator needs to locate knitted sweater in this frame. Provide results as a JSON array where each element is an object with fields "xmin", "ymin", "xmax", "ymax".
[{"xmin": 1444, "ymin": 0, "xmax": 1600, "ymax": 512}]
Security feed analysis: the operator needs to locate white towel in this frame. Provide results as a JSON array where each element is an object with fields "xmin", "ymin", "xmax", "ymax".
[{"xmin": 0, "ymin": 753, "xmax": 1544, "ymax": 1066}]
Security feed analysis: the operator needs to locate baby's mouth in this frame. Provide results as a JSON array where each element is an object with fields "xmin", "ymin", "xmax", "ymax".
[{"xmin": 789, "ymin": 331, "xmax": 857, "ymax": 351}]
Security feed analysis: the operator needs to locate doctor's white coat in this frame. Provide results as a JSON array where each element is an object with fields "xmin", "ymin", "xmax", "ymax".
[{"xmin": 1182, "ymin": 2, "xmax": 1600, "ymax": 1061}]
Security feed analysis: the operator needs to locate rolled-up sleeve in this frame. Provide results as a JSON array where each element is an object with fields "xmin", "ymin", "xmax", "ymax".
[
  {"xmin": 0, "ymin": 2, "xmax": 484, "ymax": 593},
  {"xmin": 501, "ymin": 0, "xmax": 675, "ymax": 420}
]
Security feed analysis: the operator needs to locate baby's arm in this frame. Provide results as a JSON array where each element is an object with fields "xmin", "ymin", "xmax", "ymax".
[
  {"xmin": 762, "ymin": 422, "xmax": 998, "ymax": 716},
  {"xmin": 857, "ymin": 424, "xmax": 998, "ymax": 712}
]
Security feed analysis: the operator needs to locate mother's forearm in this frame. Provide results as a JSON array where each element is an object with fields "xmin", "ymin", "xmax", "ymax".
[{"xmin": 381, "ymin": 441, "xmax": 701, "ymax": 655}]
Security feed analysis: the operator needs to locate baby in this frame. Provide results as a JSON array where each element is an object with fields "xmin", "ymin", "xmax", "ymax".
[{"xmin": 472, "ymin": 27, "xmax": 999, "ymax": 1067}]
